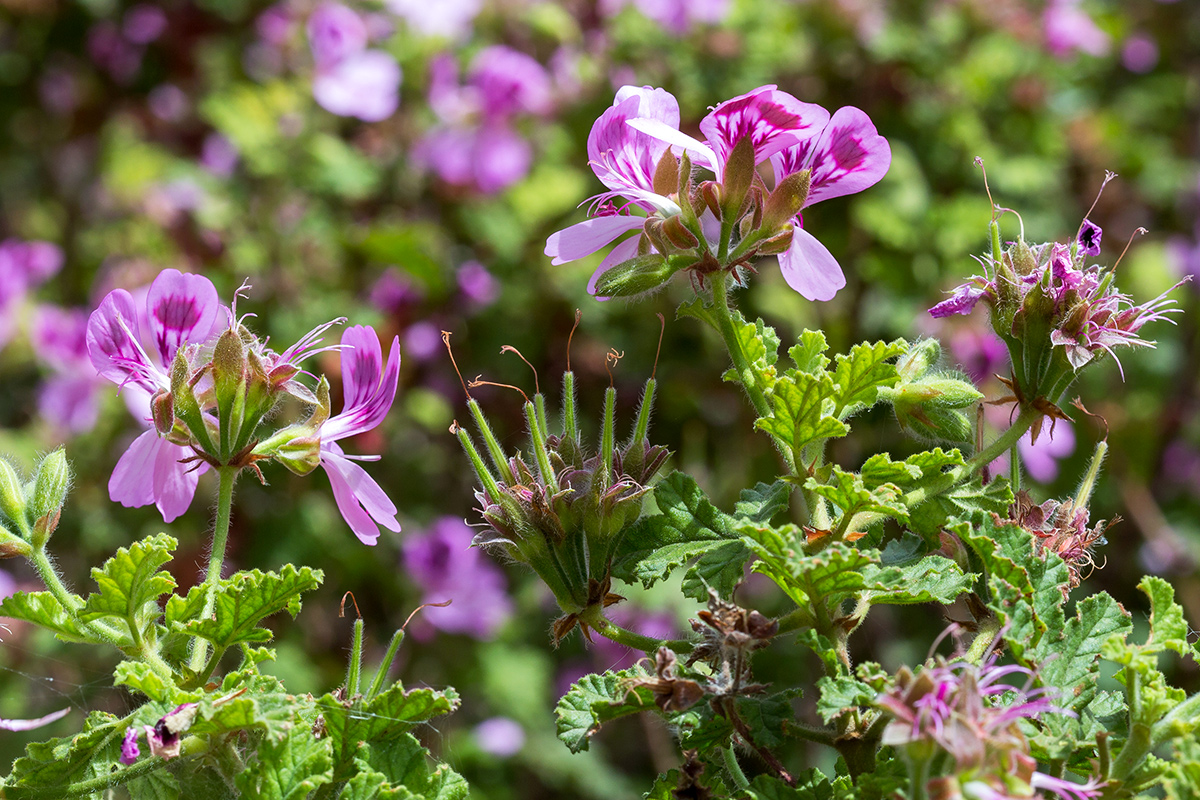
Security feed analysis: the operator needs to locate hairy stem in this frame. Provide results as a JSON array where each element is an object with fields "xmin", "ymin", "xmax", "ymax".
[
  {"xmin": 722, "ymin": 745, "xmax": 751, "ymax": 791},
  {"xmin": 191, "ymin": 466, "xmax": 237, "ymax": 673},
  {"xmin": 710, "ymin": 274, "xmax": 771, "ymax": 420},
  {"xmin": 725, "ymin": 698, "xmax": 796, "ymax": 787},
  {"xmin": 582, "ymin": 609, "xmax": 693, "ymax": 654}
]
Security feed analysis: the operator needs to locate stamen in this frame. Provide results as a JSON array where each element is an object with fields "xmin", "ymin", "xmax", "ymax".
[
  {"xmin": 653, "ymin": 312, "xmax": 665, "ymax": 380},
  {"xmin": 1081, "ymin": 170, "xmax": 1118, "ymax": 228},
  {"xmin": 340, "ymin": 591, "xmax": 361, "ymax": 619},
  {"xmin": 566, "ymin": 309, "xmax": 582, "ymax": 373},
  {"xmin": 231, "ymin": 278, "xmax": 254, "ymax": 329},
  {"xmin": 402, "ymin": 599, "xmax": 452, "ymax": 631},
  {"xmin": 974, "ymin": 157, "xmax": 996, "ymax": 222},
  {"xmin": 500, "ymin": 345, "xmax": 540, "ymax": 396},
  {"xmin": 604, "ymin": 348, "xmax": 624, "ymax": 388},
  {"xmin": 441, "ymin": 331, "xmax": 471, "ymax": 400},
  {"xmin": 468, "ymin": 375, "xmax": 530, "ymax": 405},
  {"xmin": 994, "ymin": 206, "xmax": 1026, "ymax": 243},
  {"xmin": 1112, "ymin": 227, "xmax": 1148, "ymax": 272}
]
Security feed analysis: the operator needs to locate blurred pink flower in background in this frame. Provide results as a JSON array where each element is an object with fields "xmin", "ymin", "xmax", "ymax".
[
  {"xmin": 599, "ymin": 0, "xmax": 731, "ymax": 34},
  {"xmin": 384, "ymin": 0, "xmax": 482, "ymax": 40},
  {"xmin": 948, "ymin": 327, "xmax": 1008, "ymax": 385},
  {"xmin": 87, "ymin": 21, "xmax": 143, "ymax": 84},
  {"xmin": 990, "ymin": 417, "xmax": 1077, "ymax": 484},
  {"xmin": 401, "ymin": 516, "xmax": 512, "ymax": 639},
  {"xmin": 456, "ymin": 260, "xmax": 499, "ymax": 308},
  {"xmin": 307, "ymin": 3, "xmax": 401, "ymax": 121},
  {"xmin": 1043, "ymin": 0, "xmax": 1110, "ymax": 59},
  {"xmin": 474, "ymin": 717, "xmax": 525, "ymax": 757},
  {"xmin": 122, "ymin": 4, "xmax": 167, "ymax": 44},
  {"xmin": 31, "ymin": 306, "xmax": 104, "ymax": 434},
  {"xmin": 593, "ymin": 606, "xmax": 677, "ymax": 671},
  {"xmin": 0, "ymin": 239, "xmax": 63, "ymax": 352},
  {"xmin": 200, "ymin": 133, "xmax": 240, "ymax": 177},
  {"xmin": 1121, "ymin": 33, "xmax": 1159, "ymax": 73}
]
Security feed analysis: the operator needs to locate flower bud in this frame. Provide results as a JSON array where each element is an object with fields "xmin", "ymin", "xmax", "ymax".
[
  {"xmin": 29, "ymin": 449, "xmax": 70, "ymax": 522},
  {"xmin": 885, "ymin": 375, "xmax": 982, "ymax": 444},
  {"xmin": 662, "ymin": 215, "xmax": 699, "ymax": 250},
  {"xmin": 895, "ymin": 339, "xmax": 941, "ymax": 382},
  {"xmin": 0, "ymin": 526, "xmax": 31, "ymax": 558},
  {"xmin": 761, "ymin": 169, "xmax": 811, "ymax": 233},
  {"xmin": 0, "ymin": 458, "xmax": 28, "ymax": 532},
  {"xmin": 652, "ymin": 148, "xmax": 679, "ymax": 198},
  {"xmin": 935, "ymin": 530, "xmax": 971, "ymax": 574},
  {"xmin": 756, "ymin": 226, "xmax": 794, "ymax": 256},
  {"xmin": 271, "ymin": 436, "xmax": 323, "ymax": 476},
  {"xmin": 151, "ymin": 390, "xmax": 175, "ymax": 436},
  {"xmin": 592, "ymin": 254, "xmax": 687, "ymax": 298},
  {"xmin": 720, "ymin": 136, "xmax": 756, "ymax": 222}
]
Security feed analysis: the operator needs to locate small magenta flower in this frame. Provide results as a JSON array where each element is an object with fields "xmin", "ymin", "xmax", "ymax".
[
  {"xmin": 119, "ymin": 726, "xmax": 141, "ymax": 765},
  {"xmin": 315, "ymin": 325, "xmax": 402, "ymax": 545},
  {"xmin": 384, "ymin": 0, "xmax": 481, "ymax": 40},
  {"xmin": 1077, "ymin": 219, "xmax": 1102, "ymax": 256}
]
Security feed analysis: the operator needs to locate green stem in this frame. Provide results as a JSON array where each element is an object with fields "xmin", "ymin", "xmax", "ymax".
[
  {"xmin": 722, "ymin": 746, "xmax": 751, "ymax": 791},
  {"xmin": 775, "ymin": 607, "xmax": 813, "ymax": 636},
  {"xmin": 964, "ymin": 614, "xmax": 1002, "ymax": 665},
  {"xmin": 710, "ymin": 274, "xmax": 771, "ymax": 420},
  {"xmin": 366, "ymin": 629, "xmax": 405, "ymax": 701},
  {"xmin": 346, "ymin": 618, "xmax": 364, "ymax": 696},
  {"xmin": 28, "ymin": 546, "xmax": 127, "ymax": 643},
  {"xmin": 190, "ymin": 466, "xmax": 237, "ymax": 673},
  {"xmin": 1009, "ymin": 441, "xmax": 1021, "ymax": 494},
  {"xmin": 28, "ymin": 752, "xmax": 175, "ymax": 799},
  {"xmin": 583, "ymin": 611, "xmax": 692, "ymax": 654}
]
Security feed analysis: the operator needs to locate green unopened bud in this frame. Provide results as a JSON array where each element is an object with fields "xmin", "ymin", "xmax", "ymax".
[
  {"xmin": 29, "ymin": 449, "xmax": 70, "ymax": 522},
  {"xmin": 171, "ymin": 348, "xmax": 216, "ymax": 454},
  {"xmin": 1011, "ymin": 240, "xmax": 1036, "ymax": 276},
  {"xmin": 593, "ymin": 253, "xmax": 687, "ymax": 298},
  {"xmin": 721, "ymin": 136, "xmax": 756, "ymax": 222},
  {"xmin": 895, "ymin": 339, "xmax": 941, "ymax": 382},
  {"xmin": 0, "ymin": 525, "xmax": 31, "ymax": 558},
  {"xmin": 212, "ymin": 328, "xmax": 249, "ymax": 459},
  {"xmin": 757, "ymin": 226, "xmax": 794, "ymax": 256},
  {"xmin": 272, "ymin": 436, "xmax": 322, "ymax": 476},
  {"xmin": 762, "ymin": 169, "xmax": 811, "ymax": 232},
  {"xmin": 886, "ymin": 375, "xmax": 982, "ymax": 444},
  {"xmin": 0, "ymin": 458, "xmax": 28, "ymax": 532},
  {"xmin": 30, "ymin": 509, "xmax": 59, "ymax": 549}
]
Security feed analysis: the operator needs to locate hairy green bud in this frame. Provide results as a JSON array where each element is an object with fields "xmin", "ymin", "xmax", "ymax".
[
  {"xmin": 0, "ymin": 458, "xmax": 28, "ymax": 532},
  {"xmin": 29, "ymin": 448, "xmax": 70, "ymax": 522},
  {"xmin": 593, "ymin": 253, "xmax": 688, "ymax": 298}
]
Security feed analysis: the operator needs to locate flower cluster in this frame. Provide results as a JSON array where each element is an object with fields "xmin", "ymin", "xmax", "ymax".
[
  {"xmin": 878, "ymin": 657, "xmax": 1102, "ymax": 800},
  {"xmin": 85, "ymin": 269, "xmax": 401, "ymax": 543},
  {"xmin": 931, "ymin": 217, "xmax": 1187, "ymax": 427},
  {"xmin": 546, "ymin": 84, "xmax": 890, "ymax": 301},
  {"xmin": 1008, "ymin": 490, "xmax": 1112, "ymax": 594}
]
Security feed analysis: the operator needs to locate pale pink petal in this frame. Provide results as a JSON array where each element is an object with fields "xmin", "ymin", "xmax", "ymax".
[
  {"xmin": 587, "ymin": 234, "xmax": 642, "ymax": 298},
  {"xmin": 321, "ymin": 449, "xmax": 400, "ymax": 545},
  {"xmin": 307, "ymin": 3, "xmax": 367, "ymax": 68},
  {"xmin": 697, "ymin": 86, "xmax": 829, "ymax": 173},
  {"xmin": 777, "ymin": 226, "xmax": 846, "ymax": 301},
  {"xmin": 544, "ymin": 215, "xmax": 646, "ymax": 266},
  {"xmin": 109, "ymin": 430, "xmax": 163, "ymax": 509},
  {"xmin": 152, "ymin": 439, "xmax": 202, "ymax": 523},
  {"xmin": 624, "ymin": 117, "xmax": 716, "ymax": 172},
  {"xmin": 145, "ymin": 269, "xmax": 221, "ymax": 367},
  {"xmin": 771, "ymin": 106, "xmax": 891, "ymax": 206},
  {"xmin": 0, "ymin": 707, "xmax": 70, "ymax": 731},
  {"xmin": 322, "ymin": 328, "xmax": 400, "ymax": 441}
]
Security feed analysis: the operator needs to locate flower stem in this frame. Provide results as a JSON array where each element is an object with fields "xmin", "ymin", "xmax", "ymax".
[
  {"xmin": 583, "ymin": 610, "xmax": 692, "ymax": 654},
  {"xmin": 710, "ymin": 274, "xmax": 771, "ymax": 420},
  {"xmin": 722, "ymin": 746, "xmax": 751, "ymax": 791},
  {"xmin": 28, "ymin": 751, "xmax": 172, "ymax": 799},
  {"xmin": 190, "ymin": 466, "xmax": 237, "ymax": 673}
]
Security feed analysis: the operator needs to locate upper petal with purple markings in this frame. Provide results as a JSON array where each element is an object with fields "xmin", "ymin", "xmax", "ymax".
[
  {"xmin": 86, "ymin": 289, "xmax": 162, "ymax": 393},
  {"xmin": 587, "ymin": 86, "xmax": 679, "ymax": 202},
  {"xmin": 770, "ymin": 106, "xmax": 891, "ymax": 206},
  {"xmin": 697, "ymin": 85, "xmax": 829, "ymax": 172},
  {"xmin": 145, "ymin": 268, "xmax": 221, "ymax": 367},
  {"xmin": 321, "ymin": 325, "xmax": 401, "ymax": 442}
]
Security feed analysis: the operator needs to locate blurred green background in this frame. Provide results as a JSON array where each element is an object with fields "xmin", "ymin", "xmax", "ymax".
[{"xmin": 1, "ymin": 0, "xmax": 1199, "ymax": 795}]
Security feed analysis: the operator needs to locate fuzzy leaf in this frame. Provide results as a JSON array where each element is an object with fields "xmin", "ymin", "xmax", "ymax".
[
  {"xmin": 859, "ymin": 453, "xmax": 922, "ymax": 488},
  {"xmin": 735, "ymin": 480, "xmax": 792, "ymax": 525},
  {"xmin": 680, "ymin": 540, "xmax": 753, "ymax": 602},
  {"xmin": 788, "ymin": 330, "xmax": 830, "ymax": 374},
  {"xmin": 361, "ymin": 735, "xmax": 469, "ymax": 800},
  {"xmin": 830, "ymin": 339, "xmax": 907, "ymax": 418},
  {"xmin": 805, "ymin": 467, "xmax": 908, "ymax": 525},
  {"xmin": 907, "ymin": 474, "xmax": 1013, "ymax": 541},
  {"xmin": 860, "ymin": 554, "xmax": 973, "ymax": 607},
  {"xmin": 80, "ymin": 533, "xmax": 178, "ymax": 635},
  {"xmin": 745, "ymin": 769, "xmax": 834, "ymax": 799},
  {"xmin": 1036, "ymin": 592, "xmax": 1132, "ymax": 715},
  {"xmin": 182, "ymin": 565, "xmax": 323, "ymax": 650},
  {"xmin": 815, "ymin": 676, "xmax": 876, "ymax": 724},
  {"xmin": 114, "ymin": 660, "xmax": 179, "ymax": 704},
  {"xmin": 6, "ymin": 710, "xmax": 122, "ymax": 794},
  {"xmin": 127, "ymin": 769, "xmax": 181, "ymax": 799},
  {"xmin": 718, "ymin": 313, "xmax": 781, "ymax": 391},
  {"xmin": 235, "ymin": 725, "xmax": 332, "ymax": 800},
  {"xmin": 756, "ymin": 371, "xmax": 848, "ymax": 462},
  {"xmin": 555, "ymin": 668, "xmax": 657, "ymax": 753},
  {"xmin": 0, "ymin": 591, "xmax": 92, "ymax": 644},
  {"xmin": 321, "ymin": 684, "xmax": 460, "ymax": 777}
]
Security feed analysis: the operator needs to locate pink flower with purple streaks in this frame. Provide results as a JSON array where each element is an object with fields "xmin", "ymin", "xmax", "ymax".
[
  {"xmin": 317, "ymin": 325, "xmax": 402, "ymax": 545},
  {"xmin": 86, "ymin": 270, "xmax": 223, "ymax": 522},
  {"xmin": 768, "ymin": 105, "xmax": 891, "ymax": 300},
  {"xmin": 401, "ymin": 516, "xmax": 512, "ymax": 638}
]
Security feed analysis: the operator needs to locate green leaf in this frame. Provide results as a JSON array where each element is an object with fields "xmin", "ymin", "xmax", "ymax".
[
  {"xmin": 717, "ymin": 313, "xmax": 781, "ymax": 392},
  {"xmin": 788, "ymin": 330, "xmax": 830, "ymax": 374},
  {"xmin": 0, "ymin": 591, "xmax": 92, "ymax": 643},
  {"xmin": 555, "ymin": 668, "xmax": 657, "ymax": 753},
  {"xmin": 908, "ymin": 475, "xmax": 1013, "ymax": 541},
  {"xmin": 645, "ymin": 767, "xmax": 728, "ymax": 800},
  {"xmin": 859, "ymin": 554, "xmax": 973, "ymax": 607},
  {"xmin": 815, "ymin": 676, "xmax": 876, "ymax": 724},
  {"xmin": 735, "ymin": 480, "xmax": 792, "ymax": 524},
  {"xmin": 859, "ymin": 453, "xmax": 922, "ymax": 488},
  {"xmin": 80, "ymin": 533, "xmax": 178, "ymax": 636},
  {"xmin": 339, "ymin": 765, "xmax": 405, "ymax": 800},
  {"xmin": 235, "ymin": 724, "xmax": 333, "ymax": 800},
  {"xmin": 829, "ymin": 339, "xmax": 907, "ymax": 418},
  {"xmin": 746, "ymin": 769, "xmax": 834, "ymax": 799},
  {"xmin": 1036, "ymin": 592, "xmax": 1133, "ymax": 714},
  {"xmin": 755, "ymin": 371, "xmax": 848, "ymax": 462},
  {"xmin": 321, "ymin": 684, "xmax": 460, "ymax": 776},
  {"xmin": 183, "ymin": 565, "xmax": 323, "ymax": 650},
  {"xmin": 164, "ymin": 583, "xmax": 208, "ymax": 628},
  {"xmin": 805, "ymin": 467, "xmax": 908, "ymax": 525},
  {"xmin": 127, "ymin": 768, "xmax": 181, "ymax": 800},
  {"xmin": 737, "ymin": 690, "xmax": 799, "ymax": 749},
  {"xmin": 6, "ymin": 710, "xmax": 123, "ymax": 794},
  {"xmin": 361, "ymin": 736, "xmax": 469, "ymax": 800},
  {"xmin": 114, "ymin": 660, "xmax": 180, "ymax": 704},
  {"xmin": 611, "ymin": 472, "xmax": 749, "ymax": 600}
]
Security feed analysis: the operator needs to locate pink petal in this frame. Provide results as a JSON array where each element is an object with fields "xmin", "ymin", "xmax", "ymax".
[
  {"xmin": 323, "ymin": 327, "xmax": 400, "ymax": 441},
  {"xmin": 0, "ymin": 707, "xmax": 70, "ymax": 731},
  {"xmin": 697, "ymin": 85, "xmax": 829, "ymax": 173},
  {"xmin": 771, "ymin": 106, "xmax": 890, "ymax": 206},
  {"xmin": 146, "ymin": 268, "xmax": 221, "ymax": 367},
  {"xmin": 313, "ymin": 50, "xmax": 401, "ymax": 122},
  {"xmin": 152, "ymin": 439, "xmax": 202, "ymax": 523},
  {"xmin": 307, "ymin": 3, "xmax": 368, "ymax": 68},
  {"xmin": 624, "ymin": 117, "xmax": 716, "ymax": 172},
  {"xmin": 109, "ymin": 430, "xmax": 164, "ymax": 509},
  {"xmin": 544, "ymin": 215, "xmax": 646, "ymax": 266},
  {"xmin": 587, "ymin": 234, "xmax": 642, "ymax": 298},
  {"xmin": 321, "ymin": 449, "xmax": 400, "ymax": 544},
  {"xmin": 588, "ymin": 87, "xmax": 681, "ymax": 195},
  {"xmin": 777, "ymin": 226, "xmax": 846, "ymax": 301},
  {"xmin": 87, "ymin": 289, "xmax": 160, "ymax": 392}
]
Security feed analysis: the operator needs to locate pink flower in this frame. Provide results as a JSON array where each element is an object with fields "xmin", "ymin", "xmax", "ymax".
[
  {"xmin": 1044, "ymin": 0, "xmax": 1110, "ymax": 59},
  {"xmin": 86, "ymin": 270, "xmax": 223, "ymax": 522},
  {"xmin": 384, "ymin": 0, "xmax": 481, "ymax": 40},
  {"xmin": 317, "ymin": 325, "xmax": 402, "ymax": 545},
  {"xmin": 0, "ymin": 707, "xmax": 70, "ymax": 732},
  {"xmin": 32, "ymin": 306, "xmax": 104, "ymax": 433},
  {"xmin": 307, "ymin": 4, "xmax": 401, "ymax": 122},
  {"xmin": 0, "ymin": 239, "xmax": 62, "ymax": 352},
  {"xmin": 469, "ymin": 45, "xmax": 552, "ymax": 119}
]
